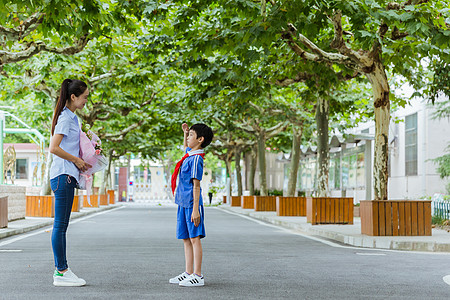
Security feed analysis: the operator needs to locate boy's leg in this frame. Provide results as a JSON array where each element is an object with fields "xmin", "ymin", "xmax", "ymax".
[
  {"xmin": 190, "ymin": 236, "xmax": 202, "ymax": 276},
  {"xmin": 183, "ymin": 239, "xmax": 194, "ymax": 274}
]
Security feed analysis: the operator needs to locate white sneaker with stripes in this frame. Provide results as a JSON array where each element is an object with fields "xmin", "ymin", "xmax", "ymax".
[
  {"xmin": 169, "ymin": 272, "xmax": 190, "ymax": 284},
  {"xmin": 179, "ymin": 273, "xmax": 204, "ymax": 287}
]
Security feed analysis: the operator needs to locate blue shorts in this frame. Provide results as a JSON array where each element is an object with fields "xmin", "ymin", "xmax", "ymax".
[{"xmin": 176, "ymin": 205, "xmax": 206, "ymax": 239}]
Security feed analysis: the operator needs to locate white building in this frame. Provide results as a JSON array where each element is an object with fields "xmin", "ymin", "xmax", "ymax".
[
  {"xmin": 2, "ymin": 143, "xmax": 46, "ymax": 187},
  {"xmin": 242, "ymin": 96, "xmax": 449, "ymax": 201}
]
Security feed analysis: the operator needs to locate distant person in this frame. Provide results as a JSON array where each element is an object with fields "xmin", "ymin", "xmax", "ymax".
[
  {"xmin": 169, "ymin": 123, "xmax": 213, "ymax": 287},
  {"xmin": 207, "ymin": 179, "xmax": 214, "ymax": 205},
  {"xmin": 49, "ymin": 79, "xmax": 92, "ymax": 287}
]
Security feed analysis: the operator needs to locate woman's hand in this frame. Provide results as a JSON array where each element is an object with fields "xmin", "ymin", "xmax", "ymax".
[
  {"xmin": 191, "ymin": 209, "xmax": 200, "ymax": 227},
  {"xmin": 74, "ymin": 158, "xmax": 92, "ymax": 172}
]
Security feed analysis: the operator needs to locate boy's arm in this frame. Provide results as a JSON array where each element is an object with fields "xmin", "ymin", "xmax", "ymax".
[
  {"xmin": 191, "ymin": 179, "xmax": 201, "ymax": 227},
  {"xmin": 182, "ymin": 123, "xmax": 189, "ymax": 151}
]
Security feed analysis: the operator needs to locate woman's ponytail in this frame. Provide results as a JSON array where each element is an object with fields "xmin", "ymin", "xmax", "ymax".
[{"xmin": 51, "ymin": 79, "xmax": 87, "ymax": 136}]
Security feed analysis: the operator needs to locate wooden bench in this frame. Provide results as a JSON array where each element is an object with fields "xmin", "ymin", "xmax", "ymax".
[
  {"xmin": 276, "ymin": 197, "xmax": 306, "ymax": 216},
  {"xmin": 99, "ymin": 194, "xmax": 108, "ymax": 206},
  {"xmin": 26, "ymin": 195, "xmax": 54, "ymax": 217},
  {"xmin": 83, "ymin": 195, "xmax": 99, "ymax": 208},
  {"xmin": 72, "ymin": 195, "xmax": 80, "ymax": 212},
  {"xmin": 254, "ymin": 196, "xmax": 276, "ymax": 211},
  {"xmin": 360, "ymin": 200, "xmax": 432, "ymax": 236},
  {"xmin": 306, "ymin": 197, "xmax": 353, "ymax": 225},
  {"xmin": 231, "ymin": 196, "xmax": 241, "ymax": 207},
  {"xmin": 107, "ymin": 190, "xmax": 115, "ymax": 204},
  {"xmin": 0, "ymin": 196, "xmax": 8, "ymax": 228},
  {"xmin": 241, "ymin": 196, "xmax": 255, "ymax": 209}
]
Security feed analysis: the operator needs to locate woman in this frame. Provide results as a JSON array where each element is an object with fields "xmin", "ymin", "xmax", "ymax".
[{"xmin": 49, "ymin": 79, "xmax": 91, "ymax": 287}]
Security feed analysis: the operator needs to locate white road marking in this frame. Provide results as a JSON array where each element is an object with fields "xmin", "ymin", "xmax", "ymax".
[
  {"xmin": 216, "ymin": 207, "xmax": 450, "ymax": 255},
  {"xmin": 0, "ymin": 206, "xmax": 124, "ymax": 247},
  {"xmin": 356, "ymin": 252, "xmax": 386, "ymax": 256},
  {"xmin": 0, "ymin": 249, "xmax": 22, "ymax": 252},
  {"xmin": 443, "ymin": 275, "xmax": 450, "ymax": 286}
]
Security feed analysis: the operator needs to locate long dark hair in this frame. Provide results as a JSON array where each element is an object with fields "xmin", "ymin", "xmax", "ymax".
[{"xmin": 51, "ymin": 79, "xmax": 87, "ymax": 135}]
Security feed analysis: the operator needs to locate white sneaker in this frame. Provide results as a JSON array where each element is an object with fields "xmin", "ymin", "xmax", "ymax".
[
  {"xmin": 169, "ymin": 272, "xmax": 190, "ymax": 284},
  {"xmin": 179, "ymin": 273, "xmax": 204, "ymax": 287},
  {"xmin": 53, "ymin": 268, "xmax": 86, "ymax": 287}
]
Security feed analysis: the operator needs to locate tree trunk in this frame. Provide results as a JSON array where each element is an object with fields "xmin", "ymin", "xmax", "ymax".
[
  {"xmin": 287, "ymin": 126, "xmax": 302, "ymax": 196},
  {"xmin": 367, "ymin": 61, "xmax": 390, "ymax": 200},
  {"xmin": 224, "ymin": 156, "xmax": 233, "ymax": 195},
  {"xmin": 235, "ymin": 146, "xmax": 243, "ymax": 196},
  {"xmin": 257, "ymin": 133, "xmax": 268, "ymax": 196},
  {"xmin": 316, "ymin": 97, "xmax": 330, "ymax": 197},
  {"xmin": 40, "ymin": 148, "xmax": 52, "ymax": 196},
  {"xmin": 249, "ymin": 145, "xmax": 257, "ymax": 195},
  {"xmin": 102, "ymin": 149, "xmax": 114, "ymax": 193}
]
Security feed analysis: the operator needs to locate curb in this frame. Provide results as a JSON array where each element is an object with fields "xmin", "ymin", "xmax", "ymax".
[
  {"xmin": 0, "ymin": 204, "xmax": 120, "ymax": 240},
  {"xmin": 218, "ymin": 206, "xmax": 450, "ymax": 253}
]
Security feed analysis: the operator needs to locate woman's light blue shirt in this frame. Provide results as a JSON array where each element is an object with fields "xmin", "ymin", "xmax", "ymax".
[{"xmin": 50, "ymin": 107, "xmax": 81, "ymax": 182}]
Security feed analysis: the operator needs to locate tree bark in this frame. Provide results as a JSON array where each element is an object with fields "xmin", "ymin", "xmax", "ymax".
[
  {"xmin": 224, "ymin": 155, "xmax": 233, "ymax": 195},
  {"xmin": 257, "ymin": 133, "xmax": 268, "ymax": 196},
  {"xmin": 316, "ymin": 97, "xmax": 330, "ymax": 197},
  {"xmin": 249, "ymin": 145, "xmax": 257, "ymax": 195},
  {"xmin": 366, "ymin": 61, "xmax": 390, "ymax": 200},
  {"xmin": 235, "ymin": 146, "xmax": 243, "ymax": 196},
  {"xmin": 40, "ymin": 149, "xmax": 53, "ymax": 196},
  {"xmin": 102, "ymin": 149, "xmax": 114, "ymax": 193},
  {"xmin": 287, "ymin": 126, "xmax": 302, "ymax": 196}
]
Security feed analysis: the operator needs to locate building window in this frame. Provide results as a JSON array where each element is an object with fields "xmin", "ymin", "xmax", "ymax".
[
  {"xmin": 328, "ymin": 154, "xmax": 341, "ymax": 190},
  {"xmin": 405, "ymin": 113, "xmax": 418, "ymax": 176},
  {"xmin": 15, "ymin": 159, "xmax": 28, "ymax": 179}
]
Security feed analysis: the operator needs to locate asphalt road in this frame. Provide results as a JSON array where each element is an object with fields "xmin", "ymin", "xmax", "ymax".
[{"xmin": 0, "ymin": 206, "xmax": 449, "ymax": 299}]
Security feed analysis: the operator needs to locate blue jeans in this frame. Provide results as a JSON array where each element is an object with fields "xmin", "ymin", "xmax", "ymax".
[{"xmin": 50, "ymin": 174, "xmax": 76, "ymax": 271}]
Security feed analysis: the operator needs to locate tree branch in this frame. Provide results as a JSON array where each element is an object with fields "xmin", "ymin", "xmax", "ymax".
[
  {"xmin": 273, "ymin": 71, "xmax": 314, "ymax": 87},
  {"xmin": 329, "ymin": 11, "xmax": 371, "ymax": 70},
  {"xmin": 0, "ymin": 34, "xmax": 89, "ymax": 65},
  {"xmin": 104, "ymin": 120, "xmax": 144, "ymax": 140},
  {"xmin": 266, "ymin": 121, "xmax": 289, "ymax": 139},
  {"xmin": 0, "ymin": 12, "xmax": 44, "ymax": 41},
  {"xmin": 89, "ymin": 72, "xmax": 113, "ymax": 86}
]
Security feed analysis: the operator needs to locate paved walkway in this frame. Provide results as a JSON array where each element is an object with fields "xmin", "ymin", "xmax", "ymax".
[
  {"xmin": 219, "ymin": 205, "xmax": 450, "ymax": 252},
  {"xmin": 1, "ymin": 205, "xmax": 449, "ymax": 299},
  {"xmin": 0, "ymin": 205, "xmax": 118, "ymax": 240},
  {"xmin": 1, "ymin": 203, "xmax": 449, "ymax": 253}
]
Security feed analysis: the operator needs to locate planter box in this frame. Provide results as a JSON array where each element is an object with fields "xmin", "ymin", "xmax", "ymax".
[
  {"xmin": 1, "ymin": 185, "xmax": 26, "ymax": 221},
  {"xmin": 241, "ymin": 196, "xmax": 255, "ymax": 209},
  {"xmin": 26, "ymin": 195, "xmax": 54, "ymax": 217},
  {"xmin": 231, "ymin": 196, "xmax": 241, "ymax": 207},
  {"xmin": 99, "ymin": 194, "xmax": 108, "ymax": 206},
  {"xmin": 72, "ymin": 195, "xmax": 80, "ymax": 212},
  {"xmin": 307, "ymin": 197, "xmax": 353, "ymax": 225},
  {"xmin": 254, "ymin": 196, "xmax": 276, "ymax": 212},
  {"xmin": 276, "ymin": 197, "xmax": 307, "ymax": 216},
  {"xmin": 0, "ymin": 196, "xmax": 8, "ymax": 228},
  {"xmin": 83, "ymin": 195, "xmax": 99, "ymax": 208},
  {"xmin": 360, "ymin": 200, "xmax": 432, "ymax": 236},
  {"xmin": 107, "ymin": 190, "xmax": 115, "ymax": 205}
]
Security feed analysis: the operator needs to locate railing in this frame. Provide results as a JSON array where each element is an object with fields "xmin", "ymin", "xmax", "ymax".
[{"xmin": 432, "ymin": 198, "xmax": 450, "ymax": 220}]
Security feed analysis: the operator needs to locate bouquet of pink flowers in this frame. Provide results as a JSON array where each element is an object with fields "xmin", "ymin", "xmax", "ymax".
[{"xmin": 79, "ymin": 124, "xmax": 108, "ymax": 204}]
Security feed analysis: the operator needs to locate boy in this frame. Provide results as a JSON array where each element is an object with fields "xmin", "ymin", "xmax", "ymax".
[{"xmin": 169, "ymin": 123, "xmax": 214, "ymax": 287}]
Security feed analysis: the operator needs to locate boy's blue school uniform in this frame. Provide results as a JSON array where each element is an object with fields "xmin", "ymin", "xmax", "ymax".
[{"xmin": 175, "ymin": 147, "xmax": 206, "ymax": 239}]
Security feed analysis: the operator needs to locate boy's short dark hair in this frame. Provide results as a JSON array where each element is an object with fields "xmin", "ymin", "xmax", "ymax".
[{"xmin": 190, "ymin": 123, "xmax": 214, "ymax": 148}]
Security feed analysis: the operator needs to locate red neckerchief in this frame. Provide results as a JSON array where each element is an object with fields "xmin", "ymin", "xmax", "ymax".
[{"xmin": 171, "ymin": 151, "xmax": 205, "ymax": 195}]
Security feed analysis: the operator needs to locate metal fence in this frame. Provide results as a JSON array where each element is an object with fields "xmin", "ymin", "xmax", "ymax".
[{"xmin": 432, "ymin": 198, "xmax": 450, "ymax": 220}]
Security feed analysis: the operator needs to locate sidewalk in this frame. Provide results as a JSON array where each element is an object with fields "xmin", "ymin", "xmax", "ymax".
[
  {"xmin": 0, "ymin": 204, "xmax": 120, "ymax": 240},
  {"xmin": 219, "ymin": 205, "xmax": 450, "ymax": 253}
]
